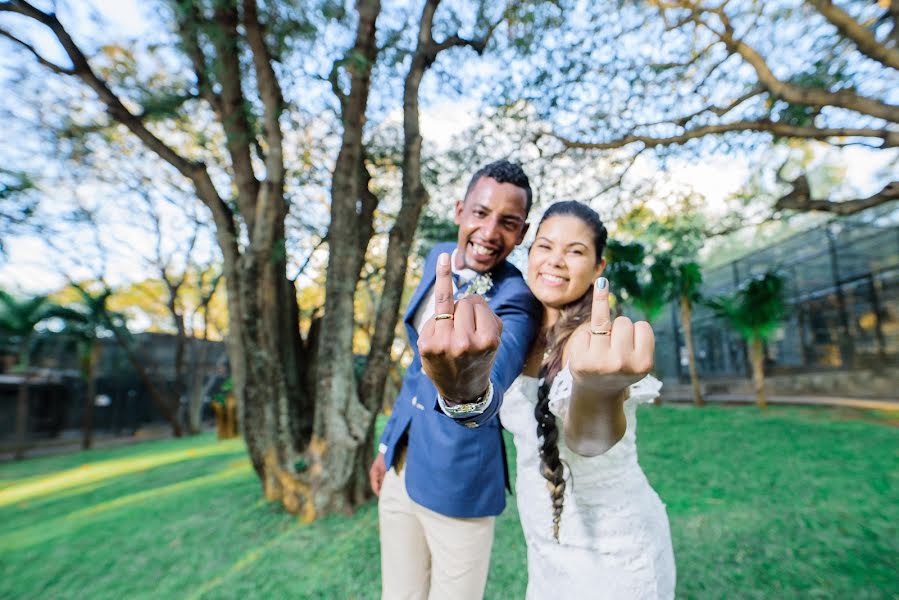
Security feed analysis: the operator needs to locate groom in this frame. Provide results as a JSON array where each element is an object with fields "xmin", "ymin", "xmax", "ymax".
[{"xmin": 370, "ymin": 160, "xmax": 541, "ymax": 599}]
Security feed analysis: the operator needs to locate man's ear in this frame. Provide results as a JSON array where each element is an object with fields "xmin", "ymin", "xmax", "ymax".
[
  {"xmin": 515, "ymin": 222, "xmax": 530, "ymax": 245},
  {"xmin": 453, "ymin": 200, "xmax": 464, "ymax": 225}
]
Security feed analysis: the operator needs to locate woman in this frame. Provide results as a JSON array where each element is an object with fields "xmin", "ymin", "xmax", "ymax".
[{"xmin": 499, "ymin": 201, "xmax": 675, "ymax": 599}]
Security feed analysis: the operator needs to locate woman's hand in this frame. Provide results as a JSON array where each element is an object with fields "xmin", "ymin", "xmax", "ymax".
[{"xmin": 567, "ymin": 277, "xmax": 655, "ymax": 398}]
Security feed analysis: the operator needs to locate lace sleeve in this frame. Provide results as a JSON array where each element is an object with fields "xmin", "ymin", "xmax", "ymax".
[
  {"xmin": 547, "ymin": 368, "xmax": 574, "ymax": 421},
  {"xmin": 627, "ymin": 375, "xmax": 663, "ymax": 404},
  {"xmin": 547, "ymin": 369, "xmax": 663, "ymax": 419}
]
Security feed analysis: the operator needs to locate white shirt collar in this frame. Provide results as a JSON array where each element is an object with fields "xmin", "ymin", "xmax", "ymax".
[{"xmin": 451, "ymin": 248, "xmax": 479, "ymax": 285}]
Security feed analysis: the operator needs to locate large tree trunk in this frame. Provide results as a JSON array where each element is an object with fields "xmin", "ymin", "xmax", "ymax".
[
  {"xmin": 14, "ymin": 377, "xmax": 29, "ymax": 460},
  {"xmin": 680, "ymin": 296, "xmax": 704, "ymax": 407},
  {"xmin": 312, "ymin": 0, "xmax": 499, "ymax": 516},
  {"xmin": 749, "ymin": 337, "xmax": 767, "ymax": 409},
  {"xmin": 311, "ymin": 0, "xmax": 383, "ymax": 518},
  {"xmin": 0, "ymin": 0, "xmax": 488, "ymax": 521},
  {"xmin": 285, "ymin": 276, "xmax": 314, "ymax": 453},
  {"xmin": 233, "ymin": 210, "xmax": 315, "ymax": 517},
  {"xmin": 359, "ymin": 0, "xmax": 433, "ymax": 417}
]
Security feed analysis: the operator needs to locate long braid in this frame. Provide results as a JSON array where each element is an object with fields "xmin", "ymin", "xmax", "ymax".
[
  {"xmin": 535, "ymin": 288, "xmax": 592, "ymax": 542},
  {"xmin": 531, "ymin": 200, "xmax": 608, "ymax": 542},
  {"xmin": 535, "ymin": 366, "xmax": 565, "ymax": 541}
]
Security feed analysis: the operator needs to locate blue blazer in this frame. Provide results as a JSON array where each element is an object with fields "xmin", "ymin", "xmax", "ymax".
[{"xmin": 379, "ymin": 242, "xmax": 541, "ymax": 518}]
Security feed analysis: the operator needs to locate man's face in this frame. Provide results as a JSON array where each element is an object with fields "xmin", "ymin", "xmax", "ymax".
[{"xmin": 454, "ymin": 177, "xmax": 530, "ymax": 273}]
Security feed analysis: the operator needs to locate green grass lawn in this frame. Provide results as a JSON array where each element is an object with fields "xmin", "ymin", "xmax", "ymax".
[{"xmin": 1, "ymin": 405, "xmax": 896, "ymax": 599}]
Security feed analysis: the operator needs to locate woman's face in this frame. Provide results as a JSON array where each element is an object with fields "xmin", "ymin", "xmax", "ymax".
[{"xmin": 527, "ymin": 214, "xmax": 606, "ymax": 309}]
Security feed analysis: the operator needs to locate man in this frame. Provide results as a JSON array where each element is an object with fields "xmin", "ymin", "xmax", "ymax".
[{"xmin": 370, "ymin": 160, "xmax": 541, "ymax": 599}]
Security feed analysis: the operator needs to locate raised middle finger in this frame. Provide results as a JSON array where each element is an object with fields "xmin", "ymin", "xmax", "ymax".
[{"xmin": 611, "ymin": 315, "xmax": 634, "ymax": 360}]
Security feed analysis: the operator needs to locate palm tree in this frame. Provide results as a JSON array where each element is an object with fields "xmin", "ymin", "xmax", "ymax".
[
  {"xmin": 61, "ymin": 283, "xmax": 183, "ymax": 447},
  {"xmin": 52, "ymin": 288, "xmax": 114, "ymax": 450},
  {"xmin": 605, "ymin": 242, "xmax": 675, "ymax": 405},
  {"xmin": 0, "ymin": 291, "xmax": 59, "ymax": 459},
  {"xmin": 671, "ymin": 262, "xmax": 705, "ymax": 406},
  {"xmin": 605, "ymin": 241, "xmax": 674, "ymax": 323},
  {"xmin": 707, "ymin": 272, "xmax": 787, "ymax": 409}
]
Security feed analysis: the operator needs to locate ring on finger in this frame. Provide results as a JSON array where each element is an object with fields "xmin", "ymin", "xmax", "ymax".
[
  {"xmin": 590, "ymin": 327, "xmax": 611, "ymax": 335},
  {"xmin": 435, "ymin": 313, "xmax": 454, "ymax": 321}
]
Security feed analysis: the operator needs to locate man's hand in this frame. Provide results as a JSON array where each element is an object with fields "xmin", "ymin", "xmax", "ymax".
[
  {"xmin": 369, "ymin": 452, "xmax": 386, "ymax": 497},
  {"xmin": 568, "ymin": 277, "xmax": 655, "ymax": 395},
  {"xmin": 418, "ymin": 252, "xmax": 503, "ymax": 405}
]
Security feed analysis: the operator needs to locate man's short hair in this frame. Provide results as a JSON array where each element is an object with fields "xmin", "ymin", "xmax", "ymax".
[{"xmin": 464, "ymin": 160, "xmax": 533, "ymax": 214}]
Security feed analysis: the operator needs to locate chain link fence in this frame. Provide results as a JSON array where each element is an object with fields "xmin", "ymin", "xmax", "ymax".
[{"xmin": 653, "ymin": 204, "xmax": 899, "ymax": 382}]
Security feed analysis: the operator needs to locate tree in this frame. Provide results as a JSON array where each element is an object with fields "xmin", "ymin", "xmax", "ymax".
[
  {"xmin": 498, "ymin": 0, "xmax": 897, "ymax": 215},
  {"xmin": 48, "ymin": 287, "xmax": 115, "ymax": 449},
  {"xmin": 313, "ymin": 0, "xmax": 509, "ymax": 516},
  {"xmin": 0, "ymin": 291, "xmax": 62, "ymax": 458},
  {"xmin": 0, "ymin": 169, "xmax": 39, "ymax": 257},
  {"xmin": 0, "ymin": 0, "xmax": 521, "ymax": 517},
  {"xmin": 117, "ymin": 265, "xmax": 225, "ymax": 435},
  {"xmin": 707, "ymin": 271, "xmax": 788, "ymax": 409},
  {"xmin": 671, "ymin": 261, "xmax": 705, "ymax": 406},
  {"xmin": 605, "ymin": 240, "xmax": 674, "ymax": 323},
  {"xmin": 55, "ymin": 281, "xmax": 185, "ymax": 441},
  {"xmin": 135, "ymin": 190, "xmax": 224, "ymax": 435}
]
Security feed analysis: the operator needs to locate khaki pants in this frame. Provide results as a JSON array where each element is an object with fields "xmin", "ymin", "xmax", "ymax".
[{"xmin": 378, "ymin": 463, "xmax": 495, "ymax": 600}]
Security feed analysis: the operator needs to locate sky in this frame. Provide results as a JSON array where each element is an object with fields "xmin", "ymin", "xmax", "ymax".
[{"xmin": 0, "ymin": 1, "xmax": 896, "ymax": 297}]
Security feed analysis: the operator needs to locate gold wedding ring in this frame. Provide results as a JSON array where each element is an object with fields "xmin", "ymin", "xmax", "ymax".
[
  {"xmin": 435, "ymin": 313, "xmax": 454, "ymax": 321},
  {"xmin": 590, "ymin": 327, "xmax": 611, "ymax": 335}
]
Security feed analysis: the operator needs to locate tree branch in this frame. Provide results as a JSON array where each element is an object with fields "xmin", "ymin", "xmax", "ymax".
[
  {"xmin": 0, "ymin": 27, "xmax": 73, "ymax": 74},
  {"xmin": 668, "ymin": 87, "xmax": 764, "ymax": 127},
  {"xmin": 703, "ymin": 213, "xmax": 778, "ymax": 238},
  {"xmin": 291, "ymin": 235, "xmax": 327, "ymax": 281},
  {"xmin": 0, "ymin": 1, "xmax": 200, "ymax": 177},
  {"xmin": 172, "ymin": 0, "xmax": 223, "ymax": 113},
  {"xmin": 551, "ymin": 119, "xmax": 897, "ymax": 151},
  {"xmin": 807, "ymin": 0, "xmax": 899, "ymax": 70},
  {"xmin": 774, "ymin": 178, "xmax": 899, "ymax": 215},
  {"xmin": 709, "ymin": 9, "xmax": 899, "ymax": 123},
  {"xmin": 1, "ymin": 1, "xmax": 243, "ymax": 350},
  {"xmin": 209, "ymin": 1, "xmax": 261, "ymax": 232},
  {"xmin": 427, "ymin": 1, "xmax": 505, "ymax": 61},
  {"xmin": 242, "ymin": 0, "xmax": 286, "ymax": 194}
]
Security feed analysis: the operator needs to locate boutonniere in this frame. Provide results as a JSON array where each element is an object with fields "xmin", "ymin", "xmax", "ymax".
[{"xmin": 460, "ymin": 273, "xmax": 494, "ymax": 300}]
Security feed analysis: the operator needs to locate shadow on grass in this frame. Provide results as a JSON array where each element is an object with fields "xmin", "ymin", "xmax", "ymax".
[
  {"xmin": 0, "ymin": 440, "xmax": 245, "ymax": 507},
  {"xmin": 1, "ymin": 460, "xmax": 251, "ymax": 552},
  {"xmin": 0, "ymin": 407, "xmax": 896, "ymax": 600}
]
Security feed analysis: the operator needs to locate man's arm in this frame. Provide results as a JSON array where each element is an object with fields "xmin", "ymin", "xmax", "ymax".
[{"xmin": 440, "ymin": 285, "xmax": 539, "ymax": 426}]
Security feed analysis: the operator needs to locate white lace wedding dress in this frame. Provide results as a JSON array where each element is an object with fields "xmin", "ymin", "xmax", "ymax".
[{"xmin": 499, "ymin": 369, "xmax": 676, "ymax": 599}]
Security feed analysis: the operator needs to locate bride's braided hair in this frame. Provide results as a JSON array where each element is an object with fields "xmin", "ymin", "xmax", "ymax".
[{"xmin": 532, "ymin": 201, "xmax": 608, "ymax": 542}]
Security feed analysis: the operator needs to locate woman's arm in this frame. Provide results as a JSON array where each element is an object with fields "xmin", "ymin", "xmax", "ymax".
[
  {"xmin": 560, "ymin": 278, "xmax": 654, "ymax": 457},
  {"xmin": 563, "ymin": 371, "xmax": 629, "ymax": 457}
]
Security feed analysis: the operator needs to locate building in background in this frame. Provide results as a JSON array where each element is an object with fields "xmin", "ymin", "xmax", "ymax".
[
  {"xmin": 654, "ymin": 204, "xmax": 898, "ymax": 399},
  {"xmin": 0, "ymin": 332, "xmax": 228, "ymax": 446}
]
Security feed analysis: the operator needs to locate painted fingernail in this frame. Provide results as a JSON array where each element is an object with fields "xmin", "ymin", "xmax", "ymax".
[
  {"xmin": 597, "ymin": 277, "xmax": 608, "ymax": 289},
  {"xmin": 439, "ymin": 253, "xmax": 449, "ymax": 266}
]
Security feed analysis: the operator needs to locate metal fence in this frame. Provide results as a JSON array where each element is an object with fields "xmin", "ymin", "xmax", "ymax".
[{"xmin": 653, "ymin": 204, "xmax": 899, "ymax": 381}]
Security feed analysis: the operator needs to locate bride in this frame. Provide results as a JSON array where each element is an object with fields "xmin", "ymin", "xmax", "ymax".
[{"xmin": 499, "ymin": 201, "xmax": 676, "ymax": 599}]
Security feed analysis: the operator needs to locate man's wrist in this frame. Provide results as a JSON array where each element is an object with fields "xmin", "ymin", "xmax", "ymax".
[{"xmin": 437, "ymin": 381, "xmax": 494, "ymax": 418}]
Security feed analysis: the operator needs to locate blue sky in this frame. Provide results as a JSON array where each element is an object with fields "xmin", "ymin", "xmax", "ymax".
[{"xmin": 1, "ymin": 1, "xmax": 896, "ymax": 297}]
